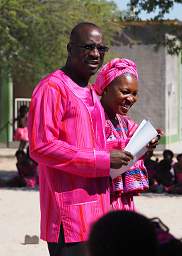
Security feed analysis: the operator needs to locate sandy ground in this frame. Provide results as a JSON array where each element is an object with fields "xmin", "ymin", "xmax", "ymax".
[{"xmin": 0, "ymin": 155, "xmax": 182, "ymax": 256}]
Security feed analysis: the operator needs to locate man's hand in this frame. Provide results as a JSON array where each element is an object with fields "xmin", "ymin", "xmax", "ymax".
[{"xmin": 110, "ymin": 150, "xmax": 133, "ymax": 169}]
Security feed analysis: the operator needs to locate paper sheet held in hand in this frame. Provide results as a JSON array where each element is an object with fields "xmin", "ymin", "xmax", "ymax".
[{"xmin": 110, "ymin": 120, "xmax": 158, "ymax": 179}]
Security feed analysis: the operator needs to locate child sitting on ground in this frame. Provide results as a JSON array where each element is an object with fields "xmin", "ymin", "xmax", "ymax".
[
  {"xmin": 156, "ymin": 150, "xmax": 175, "ymax": 192},
  {"xmin": 16, "ymin": 148, "xmax": 38, "ymax": 188},
  {"xmin": 0, "ymin": 149, "xmax": 38, "ymax": 188},
  {"xmin": 167, "ymin": 154, "xmax": 182, "ymax": 194}
]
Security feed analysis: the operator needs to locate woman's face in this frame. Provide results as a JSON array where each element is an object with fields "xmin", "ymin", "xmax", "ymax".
[{"xmin": 101, "ymin": 74, "xmax": 138, "ymax": 116}]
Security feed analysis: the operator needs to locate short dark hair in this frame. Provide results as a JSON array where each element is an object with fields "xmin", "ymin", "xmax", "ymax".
[
  {"xmin": 163, "ymin": 149, "xmax": 174, "ymax": 158},
  {"xmin": 70, "ymin": 22, "xmax": 101, "ymax": 43},
  {"xmin": 19, "ymin": 105, "xmax": 29, "ymax": 116},
  {"xmin": 176, "ymin": 154, "xmax": 182, "ymax": 162},
  {"xmin": 15, "ymin": 150, "xmax": 26, "ymax": 158}
]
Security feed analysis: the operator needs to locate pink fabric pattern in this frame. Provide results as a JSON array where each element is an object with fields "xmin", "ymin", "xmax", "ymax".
[
  {"xmin": 28, "ymin": 70, "xmax": 110, "ymax": 243},
  {"xmin": 24, "ymin": 177, "xmax": 37, "ymax": 188},
  {"xmin": 111, "ymin": 194, "xmax": 135, "ymax": 211},
  {"xmin": 106, "ymin": 115, "xmax": 149, "ymax": 210},
  {"xmin": 94, "ymin": 58, "xmax": 138, "ymax": 95},
  {"xmin": 106, "ymin": 115, "xmax": 149, "ymax": 194},
  {"xmin": 14, "ymin": 127, "xmax": 29, "ymax": 141}
]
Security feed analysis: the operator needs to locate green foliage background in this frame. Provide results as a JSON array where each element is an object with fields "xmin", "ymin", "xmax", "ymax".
[
  {"xmin": 0, "ymin": 0, "xmax": 182, "ymax": 89},
  {"xmin": 130, "ymin": 0, "xmax": 182, "ymax": 19},
  {"xmin": 0, "ymin": 0, "xmax": 122, "ymax": 88}
]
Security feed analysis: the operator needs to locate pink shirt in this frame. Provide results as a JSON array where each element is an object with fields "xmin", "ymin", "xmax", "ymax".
[{"xmin": 28, "ymin": 70, "xmax": 110, "ymax": 243}]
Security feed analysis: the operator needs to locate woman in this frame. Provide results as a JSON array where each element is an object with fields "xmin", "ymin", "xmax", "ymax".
[{"xmin": 94, "ymin": 58, "xmax": 160, "ymax": 210}]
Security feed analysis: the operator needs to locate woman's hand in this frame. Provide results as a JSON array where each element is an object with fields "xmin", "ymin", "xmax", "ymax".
[
  {"xmin": 147, "ymin": 128, "xmax": 164, "ymax": 151},
  {"xmin": 110, "ymin": 150, "xmax": 133, "ymax": 169}
]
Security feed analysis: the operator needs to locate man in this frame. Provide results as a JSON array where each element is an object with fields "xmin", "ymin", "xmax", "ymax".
[{"xmin": 28, "ymin": 22, "xmax": 133, "ymax": 256}]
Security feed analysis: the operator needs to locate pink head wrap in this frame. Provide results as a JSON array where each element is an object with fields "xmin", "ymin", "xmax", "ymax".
[{"xmin": 94, "ymin": 58, "xmax": 138, "ymax": 96}]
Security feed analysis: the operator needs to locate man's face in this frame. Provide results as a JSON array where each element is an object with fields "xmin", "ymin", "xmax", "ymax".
[{"xmin": 69, "ymin": 27, "xmax": 108, "ymax": 78}]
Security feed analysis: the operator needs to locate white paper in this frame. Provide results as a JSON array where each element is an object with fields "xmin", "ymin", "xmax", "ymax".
[{"xmin": 110, "ymin": 120, "xmax": 158, "ymax": 179}]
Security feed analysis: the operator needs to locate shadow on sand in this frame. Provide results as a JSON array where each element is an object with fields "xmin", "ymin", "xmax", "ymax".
[{"xmin": 140, "ymin": 192, "xmax": 182, "ymax": 198}]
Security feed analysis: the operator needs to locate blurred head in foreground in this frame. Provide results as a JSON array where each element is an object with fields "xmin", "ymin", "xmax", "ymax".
[{"xmin": 88, "ymin": 210, "xmax": 159, "ymax": 256}]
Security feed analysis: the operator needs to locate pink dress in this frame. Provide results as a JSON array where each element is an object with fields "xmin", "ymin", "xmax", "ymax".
[
  {"xmin": 106, "ymin": 114, "xmax": 149, "ymax": 211},
  {"xmin": 28, "ymin": 70, "xmax": 110, "ymax": 243}
]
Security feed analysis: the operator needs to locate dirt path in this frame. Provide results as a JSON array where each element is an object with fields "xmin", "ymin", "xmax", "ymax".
[{"xmin": 0, "ymin": 156, "xmax": 182, "ymax": 256}]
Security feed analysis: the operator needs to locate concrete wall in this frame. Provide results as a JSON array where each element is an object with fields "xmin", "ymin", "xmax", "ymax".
[
  {"xmin": 165, "ymin": 50, "xmax": 182, "ymax": 151},
  {"xmin": 165, "ymin": 51, "xmax": 179, "ymax": 137},
  {"xmin": 110, "ymin": 43, "xmax": 182, "ymax": 152},
  {"xmin": 111, "ymin": 44, "xmax": 166, "ymax": 150}
]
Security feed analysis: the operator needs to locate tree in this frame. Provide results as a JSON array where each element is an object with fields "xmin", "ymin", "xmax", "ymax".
[
  {"xmin": 122, "ymin": 0, "xmax": 182, "ymax": 55},
  {"xmin": 129, "ymin": 0, "xmax": 182, "ymax": 19},
  {"xmin": 0, "ymin": 0, "xmax": 122, "ymax": 89}
]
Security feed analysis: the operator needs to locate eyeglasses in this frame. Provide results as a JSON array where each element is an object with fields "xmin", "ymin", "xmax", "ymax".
[{"xmin": 71, "ymin": 43, "xmax": 109, "ymax": 53}]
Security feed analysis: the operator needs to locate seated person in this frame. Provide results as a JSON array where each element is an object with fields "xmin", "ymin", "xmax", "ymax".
[
  {"xmin": 156, "ymin": 150, "xmax": 175, "ymax": 189},
  {"xmin": 167, "ymin": 154, "xmax": 182, "ymax": 194},
  {"xmin": 0, "ymin": 149, "xmax": 38, "ymax": 188},
  {"xmin": 16, "ymin": 148, "xmax": 38, "ymax": 188},
  {"xmin": 174, "ymin": 154, "xmax": 182, "ymax": 184},
  {"xmin": 144, "ymin": 150, "xmax": 159, "ymax": 192}
]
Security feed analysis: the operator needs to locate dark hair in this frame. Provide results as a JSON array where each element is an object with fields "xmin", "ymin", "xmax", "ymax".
[
  {"xmin": 19, "ymin": 105, "xmax": 28, "ymax": 112},
  {"xmin": 176, "ymin": 154, "xmax": 182, "ymax": 162},
  {"xmin": 19, "ymin": 105, "xmax": 29, "ymax": 117},
  {"xmin": 88, "ymin": 210, "xmax": 159, "ymax": 256},
  {"xmin": 163, "ymin": 149, "xmax": 174, "ymax": 158},
  {"xmin": 15, "ymin": 150, "xmax": 26, "ymax": 158},
  {"xmin": 70, "ymin": 22, "xmax": 100, "ymax": 42}
]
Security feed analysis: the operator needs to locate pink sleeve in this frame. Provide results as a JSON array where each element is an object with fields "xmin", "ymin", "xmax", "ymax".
[{"xmin": 28, "ymin": 80, "xmax": 110, "ymax": 178}]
